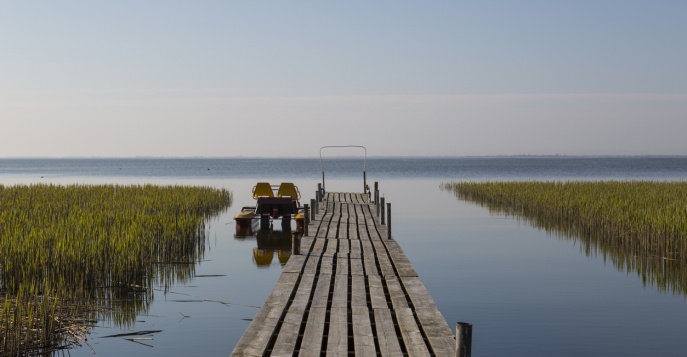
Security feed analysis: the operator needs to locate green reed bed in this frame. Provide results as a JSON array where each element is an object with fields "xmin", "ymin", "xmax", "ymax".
[
  {"xmin": 443, "ymin": 181, "xmax": 687, "ymax": 294},
  {"xmin": 0, "ymin": 184, "xmax": 232, "ymax": 356}
]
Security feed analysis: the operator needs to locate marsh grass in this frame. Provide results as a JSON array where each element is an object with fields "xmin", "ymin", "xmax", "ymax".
[
  {"xmin": 442, "ymin": 181, "xmax": 687, "ymax": 294},
  {"xmin": 0, "ymin": 184, "xmax": 232, "ymax": 356}
]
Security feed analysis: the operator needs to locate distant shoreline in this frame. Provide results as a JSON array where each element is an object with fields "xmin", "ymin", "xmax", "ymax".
[{"xmin": 2, "ymin": 155, "xmax": 687, "ymax": 160}]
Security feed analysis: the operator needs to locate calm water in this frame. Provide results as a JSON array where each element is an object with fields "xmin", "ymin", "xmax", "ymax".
[{"xmin": 2, "ymin": 157, "xmax": 687, "ymax": 357}]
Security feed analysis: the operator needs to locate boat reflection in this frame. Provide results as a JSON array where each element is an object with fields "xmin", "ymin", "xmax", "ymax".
[{"xmin": 235, "ymin": 225, "xmax": 293, "ymax": 268}]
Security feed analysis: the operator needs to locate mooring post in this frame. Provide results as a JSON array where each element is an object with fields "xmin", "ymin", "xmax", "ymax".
[
  {"xmin": 321, "ymin": 172, "xmax": 325, "ymax": 194},
  {"xmin": 310, "ymin": 199, "xmax": 316, "ymax": 221},
  {"xmin": 363, "ymin": 171, "xmax": 367, "ymax": 194},
  {"xmin": 375, "ymin": 188, "xmax": 380, "ymax": 216},
  {"xmin": 374, "ymin": 182, "xmax": 378, "ymax": 202},
  {"xmin": 292, "ymin": 231, "xmax": 301, "ymax": 256},
  {"xmin": 380, "ymin": 197, "xmax": 386, "ymax": 225},
  {"xmin": 456, "ymin": 322, "xmax": 473, "ymax": 357},
  {"xmin": 303, "ymin": 203, "xmax": 309, "ymax": 237},
  {"xmin": 376, "ymin": 191, "xmax": 380, "ymax": 216},
  {"xmin": 317, "ymin": 183, "xmax": 322, "ymax": 201},
  {"xmin": 387, "ymin": 202, "xmax": 392, "ymax": 239}
]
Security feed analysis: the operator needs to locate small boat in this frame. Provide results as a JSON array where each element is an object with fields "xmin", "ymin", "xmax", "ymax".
[{"xmin": 234, "ymin": 182, "xmax": 305, "ymax": 234}]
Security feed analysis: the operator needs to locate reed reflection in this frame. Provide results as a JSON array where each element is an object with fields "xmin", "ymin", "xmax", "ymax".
[{"xmin": 442, "ymin": 182, "xmax": 687, "ymax": 297}]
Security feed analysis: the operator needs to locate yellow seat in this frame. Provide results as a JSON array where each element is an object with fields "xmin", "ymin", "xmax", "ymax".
[
  {"xmin": 277, "ymin": 182, "xmax": 300, "ymax": 200},
  {"xmin": 253, "ymin": 182, "xmax": 274, "ymax": 199}
]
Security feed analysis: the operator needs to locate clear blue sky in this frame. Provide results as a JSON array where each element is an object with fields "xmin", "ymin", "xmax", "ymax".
[{"xmin": 1, "ymin": 1, "xmax": 685, "ymax": 157}]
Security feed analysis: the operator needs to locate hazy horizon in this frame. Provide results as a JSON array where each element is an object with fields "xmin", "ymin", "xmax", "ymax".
[{"xmin": 3, "ymin": 154, "xmax": 687, "ymax": 160}]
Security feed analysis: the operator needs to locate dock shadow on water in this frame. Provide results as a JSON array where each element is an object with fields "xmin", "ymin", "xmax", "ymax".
[
  {"xmin": 441, "ymin": 181, "xmax": 687, "ymax": 297},
  {"xmin": 0, "ymin": 184, "xmax": 232, "ymax": 356}
]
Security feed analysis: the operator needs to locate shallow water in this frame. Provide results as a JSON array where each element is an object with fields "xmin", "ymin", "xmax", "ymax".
[{"xmin": 2, "ymin": 157, "xmax": 687, "ymax": 356}]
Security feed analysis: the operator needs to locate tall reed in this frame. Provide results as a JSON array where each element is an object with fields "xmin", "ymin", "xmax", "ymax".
[
  {"xmin": 442, "ymin": 181, "xmax": 687, "ymax": 294},
  {"xmin": 0, "ymin": 184, "xmax": 232, "ymax": 356}
]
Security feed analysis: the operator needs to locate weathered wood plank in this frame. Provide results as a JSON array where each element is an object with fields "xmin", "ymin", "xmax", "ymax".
[
  {"xmin": 335, "ymin": 253, "xmax": 349, "ymax": 276},
  {"xmin": 385, "ymin": 276, "xmax": 409, "ymax": 310},
  {"xmin": 383, "ymin": 241, "xmax": 418, "ymax": 277},
  {"xmin": 303, "ymin": 254, "xmax": 320, "ymax": 275},
  {"xmin": 352, "ymin": 204, "xmax": 364, "ymax": 224},
  {"xmin": 349, "ymin": 239, "xmax": 361, "ymax": 255},
  {"xmin": 373, "ymin": 308, "xmax": 404, "ymax": 357},
  {"xmin": 299, "ymin": 237, "xmax": 315, "ymax": 251},
  {"xmin": 310, "ymin": 237, "xmax": 326, "ymax": 255},
  {"xmin": 351, "ymin": 274, "xmax": 367, "ymax": 307},
  {"xmin": 347, "ymin": 222, "xmax": 358, "ymax": 236},
  {"xmin": 361, "ymin": 204, "xmax": 378, "ymax": 226},
  {"xmin": 270, "ymin": 273, "xmax": 315, "ymax": 355},
  {"xmin": 311, "ymin": 273, "xmax": 332, "ymax": 309},
  {"xmin": 325, "ymin": 237, "xmax": 339, "ymax": 256},
  {"xmin": 230, "ymin": 307, "xmax": 282, "ymax": 357},
  {"xmin": 281, "ymin": 254, "xmax": 306, "ymax": 274},
  {"xmin": 337, "ymin": 221, "xmax": 349, "ymax": 240},
  {"xmin": 395, "ymin": 307, "xmax": 431, "ymax": 357},
  {"xmin": 362, "ymin": 247, "xmax": 379, "ymax": 277},
  {"xmin": 338, "ymin": 238, "xmax": 350, "ymax": 253},
  {"xmin": 331, "ymin": 273, "xmax": 348, "ymax": 308},
  {"xmin": 350, "ymin": 257, "xmax": 364, "ymax": 276},
  {"xmin": 367, "ymin": 275, "xmax": 387, "ymax": 309},
  {"xmin": 326, "ymin": 307, "xmax": 349, "ymax": 356},
  {"xmin": 352, "ymin": 305, "xmax": 376, "ymax": 355},
  {"xmin": 326, "ymin": 227, "xmax": 339, "ymax": 239},
  {"xmin": 414, "ymin": 307, "xmax": 456, "ymax": 356},
  {"xmin": 319, "ymin": 254, "xmax": 334, "ymax": 275},
  {"xmin": 298, "ymin": 306, "xmax": 326, "ymax": 357},
  {"xmin": 371, "ymin": 239, "xmax": 396, "ymax": 278},
  {"xmin": 401, "ymin": 277, "xmax": 438, "ymax": 310},
  {"xmin": 231, "ymin": 272, "xmax": 299, "ymax": 357},
  {"xmin": 374, "ymin": 225, "xmax": 388, "ymax": 240}
]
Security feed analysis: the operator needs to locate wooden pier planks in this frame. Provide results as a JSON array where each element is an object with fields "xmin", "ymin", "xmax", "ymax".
[{"xmin": 231, "ymin": 192, "xmax": 455, "ymax": 357}]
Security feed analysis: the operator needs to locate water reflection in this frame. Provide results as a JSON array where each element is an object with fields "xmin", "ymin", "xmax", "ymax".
[
  {"xmin": 442, "ymin": 185, "xmax": 687, "ymax": 297},
  {"xmin": 235, "ymin": 224, "xmax": 293, "ymax": 268},
  {"xmin": 0, "ymin": 219, "xmax": 215, "ymax": 356}
]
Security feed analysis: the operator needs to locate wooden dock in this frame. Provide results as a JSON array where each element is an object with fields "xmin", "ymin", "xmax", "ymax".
[{"xmin": 231, "ymin": 192, "xmax": 456, "ymax": 356}]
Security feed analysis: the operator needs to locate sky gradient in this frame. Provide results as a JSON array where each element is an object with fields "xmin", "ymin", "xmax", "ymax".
[{"xmin": 1, "ymin": 1, "xmax": 686, "ymax": 157}]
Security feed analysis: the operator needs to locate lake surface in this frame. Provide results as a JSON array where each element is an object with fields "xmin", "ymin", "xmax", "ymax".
[{"xmin": 2, "ymin": 157, "xmax": 687, "ymax": 356}]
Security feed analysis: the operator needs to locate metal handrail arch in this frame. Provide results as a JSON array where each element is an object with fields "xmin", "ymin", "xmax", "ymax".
[{"xmin": 319, "ymin": 145, "xmax": 367, "ymax": 194}]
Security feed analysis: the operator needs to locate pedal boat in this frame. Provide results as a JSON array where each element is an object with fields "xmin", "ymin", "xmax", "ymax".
[{"xmin": 234, "ymin": 182, "xmax": 305, "ymax": 233}]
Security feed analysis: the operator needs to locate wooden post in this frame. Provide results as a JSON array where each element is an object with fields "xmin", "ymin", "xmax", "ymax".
[
  {"xmin": 317, "ymin": 183, "xmax": 322, "ymax": 201},
  {"xmin": 321, "ymin": 173, "xmax": 325, "ymax": 194},
  {"xmin": 387, "ymin": 202, "xmax": 391, "ymax": 239},
  {"xmin": 292, "ymin": 231, "xmax": 301, "ymax": 256},
  {"xmin": 456, "ymin": 322, "xmax": 472, "ymax": 357},
  {"xmin": 375, "ymin": 190, "xmax": 380, "ymax": 216},
  {"xmin": 303, "ymin": 204, "xmax": 309, "ymax": 237},
  {"xmin": 380, "ymin": 197, "xmax": 386, "ymax": 225},
  {"xmin": 363, "ymin": 171, "xmax": 367, "ymax": 194},
  {"xmin": 374, "ymin": 182, "xmax": 378, "ymax": 202},
  {"xmin": 310, "ymin": 199, "xmax": 316, "ymax": 221}
]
